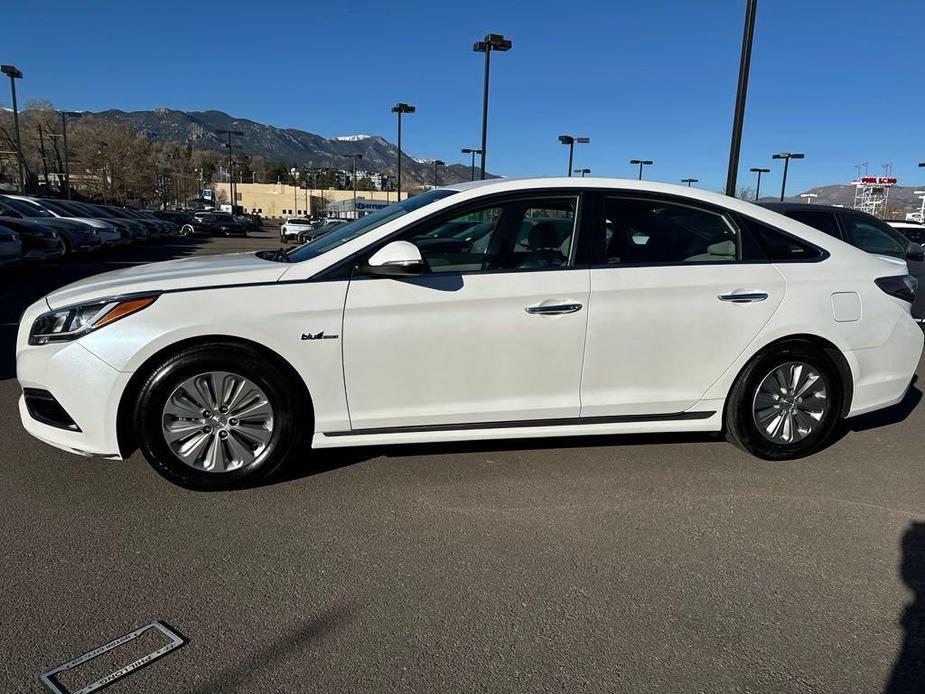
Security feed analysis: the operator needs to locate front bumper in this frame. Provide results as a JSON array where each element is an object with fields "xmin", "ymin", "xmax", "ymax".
[{"xmin": 17, "ymin": 299, "xmax": 130, "ymax": 458}]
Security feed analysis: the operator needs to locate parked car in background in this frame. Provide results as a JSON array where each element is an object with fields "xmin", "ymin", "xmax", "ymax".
[
  {"xmin": 65, "ymin": 202, "xmax": 149, "ymax": 243},
  {"xmin": 280, "ymin": 217, "xmax": 317, "ymax": 243},
  {"xmin": 888, "ymin": 221, "xmax": 925, "ymax": 248},
  {"xmin": 761, "ymin": 202, "xmax": 925, "ymax": 323},
  {"xmin": 119, "ymin": 208, "xmax": 178, "ymax": 237},
  {"xmin": 0, "ymin": 215, "xmax": 64, "ymax": 262},
  {"xmin": 0, "ymin": 195, "xmax": 101, "ymax": 254},
  {"xmin": 297, "ymin": 218, "xmax": 348, "ymax": 244},
  {"xmin": 15, "ymin": 178, "xmax": 923, "ymax": 489},
  {"xmin": 5, "ymin": 195, "xmax": 125, "ymax": 247},
  {"xmin": 185, "ymin": 211, "xmax": 248, "ymax": 237},
  {"xmin": 0, "ymin": 224, "xmax": 22, "ymax": 269}
]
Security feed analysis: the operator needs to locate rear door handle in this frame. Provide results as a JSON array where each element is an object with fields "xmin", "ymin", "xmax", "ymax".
[
  {"xmin": 718, "ymin": 292, "xmax": 768, "ymax": 303},
  {"xmin": 525, "ymin": 303, "xmax": 583, "ymax": 315}
]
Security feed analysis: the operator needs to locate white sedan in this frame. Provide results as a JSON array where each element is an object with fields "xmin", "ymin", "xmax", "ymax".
[{"xmin": 16, "ymin": 178, "xmax": 923, "ymax": 489}]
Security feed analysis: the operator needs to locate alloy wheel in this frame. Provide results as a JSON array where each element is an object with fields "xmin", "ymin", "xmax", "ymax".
[
  {"xmin": 161, "ymin": 371, "xmax": 275, "ymax": 473},
  {"xmin": 752, "ymin": 361, "xmax": 829, "ymax": 445}
]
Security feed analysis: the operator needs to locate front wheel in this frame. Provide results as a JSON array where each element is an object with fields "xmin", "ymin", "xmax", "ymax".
[
  {"xmin": 180, "ymin": 224, "xmax": 194, "ymax": 236},
  {"xmin": 725, "ymin": 343, "xmax": 843, "ymax": 460},
  {"xmin": 134, "ymin": 344, "xmax": 306, "ymax": 489}
]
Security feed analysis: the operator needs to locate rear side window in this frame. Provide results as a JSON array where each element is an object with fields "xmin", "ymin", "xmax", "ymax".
[
  {"xmin": 601, "ymin": 197, "xmax": 738, "ymax": 265},
  {"xmin": 786, "ymin": 210, "xmax": 841, "ymax": 239},
  {"xmin": 737, "ymin": 215, "xmax": 825, "ymax": 261}
]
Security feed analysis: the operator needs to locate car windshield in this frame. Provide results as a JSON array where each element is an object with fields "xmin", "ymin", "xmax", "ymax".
[
  {"xmin": 2, "ymin": 197, "xmax": 54, "ymax": 218},
  {"xmin": 287, "ymin": 189, "xmax": 458, "ymax": 262},
  {"xmin": 38, "ymin": 199, "xmax": 77, "ymax": 217}
]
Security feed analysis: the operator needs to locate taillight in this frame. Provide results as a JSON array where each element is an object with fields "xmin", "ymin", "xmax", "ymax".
[{"xmin": 875, "ymin": 275, "xmax": 917, "ymax": 303}]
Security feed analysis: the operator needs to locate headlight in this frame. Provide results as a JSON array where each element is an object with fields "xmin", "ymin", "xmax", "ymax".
[{"xmin": 29, "ymin": 293, "xmax": 159, "ymax": 345}]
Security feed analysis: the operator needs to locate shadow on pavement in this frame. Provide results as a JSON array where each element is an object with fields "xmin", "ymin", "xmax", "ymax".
[
  {"xmin": 886, "ymin": 522, "xmax": 925, "ymax": 693},
  {"xmin": 0, "ymin": 237, "xmax": 208, "ymax": 381},
  {"xmin": 186, "ymin": 605, "xmax": 350, "ymax": 694}
]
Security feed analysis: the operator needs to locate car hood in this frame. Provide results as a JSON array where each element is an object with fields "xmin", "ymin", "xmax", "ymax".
[
  {"xmin": 45, "ymin": 252, "xmax": 290, "ymax": 309},
  {"xmin": 27, "ymin": 217, "xmax": 94, "ymax": 232}
]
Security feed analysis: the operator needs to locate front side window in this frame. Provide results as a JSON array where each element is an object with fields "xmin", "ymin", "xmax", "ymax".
[
  {"xmin": 601, "ymin": 197, "xmax": 737, "ymax": 265},
  {"xmin": 841, "ymin": 214, "xmax": 907, "ymax": 259},
  {"xmin": 403, "ymin": 196, "xmax": 577, "ymax": 274},
  {"xmin": 2, "ymin": 197, "xmax": 53, "ymax": 218}
]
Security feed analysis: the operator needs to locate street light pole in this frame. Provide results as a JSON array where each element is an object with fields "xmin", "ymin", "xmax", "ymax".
[
  {"xmin": 433, "ymin": 160, "xmax": 445, "ymax": 187},
  {"xmin": 1, "ymin": 65, "xmax": 25, "ymax": 193},
  {"xmin": 391, "ymin": 103, "xmax": 415, "ymax": 201},
  {"xmin": 750, "ymin": 167, "xmax": 770, "ymax": 200},
  {"xmin": 630, "ymin": 159, "xmax": 653, "ymax": 180},
  {"xmin": 724, "ymin": 0, "xmax": 759, "ymax": 197},
  {"xmin": 772, "ymin": 152, "xmax": 804, "ymax": 201},
  {"xmin": 681, "ymin": 178, "xmax": 699, "ymax": 187},
  {"xmin": 216, "ymin": 129, "xmax": 244, "ymax": 212},
  {"xmin": 473, "ymin": 34, "xmax": 512, "ymax": 180},
  {"xmin": 347, "ymin": 154, "xmax": 363, "ymax": 218},
  {"xmin": 461, "ymin": 148, "xmax": 482, "ymax": 181},
  {"xmin": 558, "ymin": 135, "xmax": 590, "ymax": 176}
]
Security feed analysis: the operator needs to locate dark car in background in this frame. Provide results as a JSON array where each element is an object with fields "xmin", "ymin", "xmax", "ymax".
[
  {"xmin": 762, "ymin": 202, "xmax": 925, "ymax": 323},
  {"xmin": 0, "ymin": 195, "xmax": 100, "ymax": 255},
  {"xmin": 0, "ymin": 224, "xmax": 23, "ymax": 269},
  {"xmin": 185, "ymin": 211, "xmax": 248, "ymax": 237},
  {"xmin": 71, "ymin": 202, "xmax": 150, "ymax": 243},
  {"xmin": 119, "ymin": 208, "xmax": 178, "ymax": 237},
  {"xmin": 0, "ymin": 215, "xmax": 64, "ymax": 262}
]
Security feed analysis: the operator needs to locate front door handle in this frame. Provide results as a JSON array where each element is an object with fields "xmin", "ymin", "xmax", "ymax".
[
  {"xmin": 525, "ymin": 303, "xmax": 583, "ymax": 315},
  {"xmin": 718, "ymin": 292, "xmax": 768, "ymax": 303}
]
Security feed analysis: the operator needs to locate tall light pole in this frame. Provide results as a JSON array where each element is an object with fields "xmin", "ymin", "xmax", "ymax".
[
  {"xmin": 681, "ymin": 178, "xmax": 699, "ymax": 187},
  {"xmin": 473, "ymin": 33, "xmax": 512, "ymax": 180},
  {"xmin": 772, "ymin": 152, "xmax": 804, "ymax": 201},
  {"xmin": 216, "ymin": 129, "xmax": 243, "ymax": 212},
  {"xmin": 391, "ymin": 102, "xmax": 415, "ymax": 201},
  {"xmin": 558, "ymin": 135, "xmax": 590, "ymax": 176},
  {"xmin": 347, "ymin": 153, "xmax": 363, "ymax": 218},
  {"xmin": 750, "ymin": 167, "xmax": 770, "ymax": 200},
  {"xmin": 1, "ymin": 65, "xmax": 25, "ymax": 193},
  {"xmin": 630, "ymin": 159, "xmax": 653, "ymax": 180},
  {"xmin": 60, "ymin": 110, "xmax": 82, "ymax": 199},
  {"xmin": 461, "ymin": 147, "xmax": 481, "ymax": 181},
  {"xmin": 432, "ymin": 159, "xmax": 445, "ymax": 187},
  {"xmin": 574, "ymin": 168, "xmax": 591, "ymax": 177},
  {"xmin": 724, "ymin": 0, "xmax": 759, "ymax": 197}
]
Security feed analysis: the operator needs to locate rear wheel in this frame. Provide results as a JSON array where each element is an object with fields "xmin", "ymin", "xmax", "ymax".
[
  {"xmin": 134, "ymin": 344, "xmax": 306, "ymax": 489},
  {"xmin": 725, "ymin": 343, "xmax": 843, "ymax": 460},
  {"xmin": 180, "ymin": 224, "xmax": 194, "ymax": 236}
]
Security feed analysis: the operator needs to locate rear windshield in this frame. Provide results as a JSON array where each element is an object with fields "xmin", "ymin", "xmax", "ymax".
[{"xmin": 288, "ymin": 189, "xmax": 457, "ymax": 262}]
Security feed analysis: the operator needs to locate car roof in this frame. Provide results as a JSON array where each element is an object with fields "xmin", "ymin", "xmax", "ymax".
[{"xmin": 760, "ymin": 201, "xmax": 851, "ymax": 214}]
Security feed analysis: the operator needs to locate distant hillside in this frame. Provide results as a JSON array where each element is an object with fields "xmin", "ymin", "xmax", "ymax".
[
  {"xmin": 772, "ymin": 184, "xmax": 925, "ymax": 218},
  {"xmin": 82, "ymin": 107, "xmax": 489, "ymax": 187}
]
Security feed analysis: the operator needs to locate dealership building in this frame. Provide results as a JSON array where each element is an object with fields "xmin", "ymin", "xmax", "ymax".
[{"xmin": 212, "ymin": 182, "xmax": 407, "ymax": 219}]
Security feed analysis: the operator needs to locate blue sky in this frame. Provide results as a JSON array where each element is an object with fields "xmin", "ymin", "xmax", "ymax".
[{"xmin": 4, "ymin": 0, "xmax": 924, "ymax": 193}]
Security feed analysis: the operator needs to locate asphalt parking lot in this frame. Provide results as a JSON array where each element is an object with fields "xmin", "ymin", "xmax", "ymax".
[{"xmin": 1, "ymin": 228, "xmax": 924, "ymax": 693}]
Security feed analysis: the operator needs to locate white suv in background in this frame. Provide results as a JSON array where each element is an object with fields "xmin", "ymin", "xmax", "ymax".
[
  {"xmin": 280, "ymin": 217, "xmax": 316, "ymax": 242},
  {"xmin": 16, "ymin": 178, "xmax": 923, "ymax": 489}
]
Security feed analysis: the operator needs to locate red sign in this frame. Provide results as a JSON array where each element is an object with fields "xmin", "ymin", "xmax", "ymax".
[{"xmin": 856, "ymin": 176, "xmax": 897, "ymax": 186}]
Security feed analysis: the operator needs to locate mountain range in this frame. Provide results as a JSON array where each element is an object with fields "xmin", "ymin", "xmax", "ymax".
[{"xmin": 86, "ymin": 108, "xmax": 484, "ymax": 187}]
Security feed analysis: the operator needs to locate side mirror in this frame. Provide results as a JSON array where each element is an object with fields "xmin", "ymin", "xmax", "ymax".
[
  {"xmin": 906, "ymin": 243, "xmax": 925, "ymax": 263},
  {"xmin": 366, "ymin": 240, "xmax": 425, "ymax": 276}
]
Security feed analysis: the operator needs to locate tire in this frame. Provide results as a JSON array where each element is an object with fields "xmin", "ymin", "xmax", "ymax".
[
  {"xmin": 180, "ymin": 224, "xmax": 194, "ymax": 237},
  {"xmin": 59, "ymin": 234, "xmax": 72, "ymax": 258},
  {"xmin": 725, "ymin": 341, "xmax": 843, "ymax": 460},
  {"xmin": 134, "ymin": 344, "xmax": 307, "ymax": 490}
]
